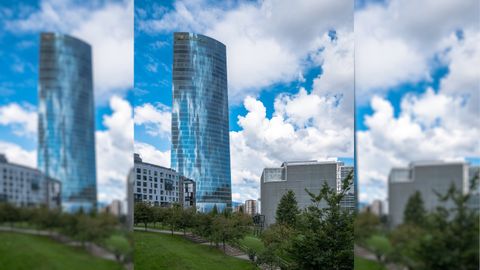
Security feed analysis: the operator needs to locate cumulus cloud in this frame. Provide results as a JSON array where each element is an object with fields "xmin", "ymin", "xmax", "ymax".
[
  {"xmin": 357, "ymin": 1, "xmax": 480, "ymax": 203},
  {"xmin": 5, "ymin": 0, "xmax": 133, "ymax": 103},
  {"xmin": 95, "ymin": 96, "xmax": 133, "ymax": 203},
  {"xmin": 0, "ymin": 141, "xmax": 36, "ymax": 168},
  {"xmin": 134, "ymin": 103, "xmax": 171, "ymax": 138},
  {"xmin": 95, "ymin": 96, "xmax": 133, "ymax": 201},
  {"xmin": 134, "ymin": 141, "xmax": 171, "ymax": 168},
  {"xmin": 358, "ymin": 92, "xmax": 479, "ymax": 203},
  {"xmin": 231, "ymin": 87, "xmax": 354, "ymax": 202},
  {"xmin": 355, "ymin": 0, "xmax": 479, "ymax": 99},
  {"xmin": 0, "ymin": 103, "xmax": 37, "ymax": 136},
  {"xmin": 138, "ymin": 0, "xmax": 353, "ymax": 102},
  {"xmin": 134, "ymin": 0, "xmax": 355, "ymax": 202}
]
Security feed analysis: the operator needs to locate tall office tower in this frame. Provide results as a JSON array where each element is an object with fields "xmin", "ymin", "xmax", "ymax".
[
  {"xmin": 38, "ymin": 33, "xmax": 97, "ymax": 212},
  {"xmin": 171, "ymin": 32, "xmax": 232, "ymax": 212}
]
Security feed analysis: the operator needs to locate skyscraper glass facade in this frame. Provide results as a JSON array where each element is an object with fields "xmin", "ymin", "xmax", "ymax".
[
  {"xmin": 171, "ymin": 32, "xmax": 232, "ymax": 212},
  {"xmin": 38, "ymin": 33, "xmax": 97, "ymax": 212}
]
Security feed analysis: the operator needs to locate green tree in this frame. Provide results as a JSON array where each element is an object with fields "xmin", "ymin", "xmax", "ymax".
[
  {"xmin": 178, "ymin": 207, "xmax": 195, "ymax": 235},
  {"xmin": 389, "ymin": 224, "xmax": 424, "ymax": 268},
  {"xmin": 275, "ymin": 190, "xmax": 300, "ymax": 227},
  {"xmin": 152, "ymin": 206, "xmax": 167, "ymax": 228},
  {"xmin": 104, "ymin": 234, "xmax": 133, "ymax": 262},
  {"xmin": 193, "ymin": 212, "xmax": 213, "ymax": 241},
  {"xmin": 0, "ymin": 203, "xmax": 19, "ymax": 227},
  {"xmin": 166, "ymin": 204, "xmax": 182, "ymax": 235},
  {"xmin": 354, "ymin": 211, "xmax": 381, "ymax": 244},
  {"xmin": 134, "ymin": 202, "xmax": 153, "ymax": 230},
  {"xmin": 260, "ymin": 223, "xmax": 294, "ymax": 268},
  {"xmin": 211, "ymin": 204, "xmax": 219, "ymax": 216},
  {"xmin": 365, "ymin": 234, "xmax": 392, "ymax": 263},
  {"xmin": 289, "ymin": 170, "xmax": 355, "ymax": 269},
  {"xmin": 415, "ymin": 181, "xmax": 479, "ymax": 270},
  {"xmin": 404, "ymin": 191, "xmax": 426, "ymax": 227}
]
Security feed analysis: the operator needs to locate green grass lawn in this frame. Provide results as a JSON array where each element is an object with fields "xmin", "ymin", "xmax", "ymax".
[
  {"xmin": 354, "ymin": 256, "xmax": 386, "ymax": 270},
  {"xmin": 238, "ymin": 235, "xmax": 264, "ymax": 253},
  {"xmin": 0, "ymin": 232, "xmax": 123, "ymax": 270},
  {"xmin": 135, "ymin": 231, "xmax": 257, "ymax": 270}
]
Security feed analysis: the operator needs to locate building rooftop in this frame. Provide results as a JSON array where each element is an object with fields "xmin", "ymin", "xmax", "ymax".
[{"xmin": 133, "ymin": 153, "xmax": 176, "ymax": 172}]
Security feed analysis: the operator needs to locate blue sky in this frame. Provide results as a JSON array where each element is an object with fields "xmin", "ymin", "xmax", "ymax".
[
  {"xmin": 355, "ymin": 0, "xmax": 479, "ymax": 203},
  {"xmin": 0, "ymin": 0, "xmax": 134, "ymax": 204},
  {"xmin": 134, "ymin": 0, "xmax": 355, "ymax": 202}
]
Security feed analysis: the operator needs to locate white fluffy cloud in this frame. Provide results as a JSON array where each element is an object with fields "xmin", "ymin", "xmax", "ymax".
[
  {"xmin": 356, "ymin": 0, "xmax": 480, "ymax": 203},
  {"xmin": 231, "ymin": 88, "xmax": 354, "ymax": 202},
  {"xmin": 355, "ymin": 0, "xmax": 479, "ymax": 100},
  {"xmin": 0, "ymin": 141, "xmax": 36, "ymax": 168},
  {"xmin": 0, "ymin": 96, "xmax": 134, "ymax": 204},
  {"xmin": 5, "ymin": 0, "xmax": 133, "ymax": 103},
  {"xmin": 135, "ymin": 0, "xmax": 355, "ymax": 202},
  {"xmin": 95, "ymin": 96, "xmax": 133, "ymax": 203},
  {"xmin": 138, "ymin": 0, "xmax": 353, "ymax": 102},
  {"xmin": 0, "ymin": 103, "xmax": 37, "ymax": 136},
  {"xmin": 134, "ymin": 141, "xmax": 170, "ymax": 168},
  {"xmin": 134, "ymin": 103, "xmax": 171, "ymax": 138}
]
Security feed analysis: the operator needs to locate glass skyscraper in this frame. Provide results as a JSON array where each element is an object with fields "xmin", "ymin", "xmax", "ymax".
[
  {"xmin": 171, "ymin": 32, "xmax": 232, "ymax": 212},
  {"xmin": 38, "ymin": 33, "xmax": 97, "ymax": 212}
]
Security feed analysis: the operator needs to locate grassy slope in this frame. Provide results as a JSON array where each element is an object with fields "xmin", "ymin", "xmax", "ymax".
[
  {"xmin": 134, "ymin": 231, "xmax": 257, "ymax": 270},
  {"xmin": 0, "ymin": 232, "xmax": 123, "ymax": 270},
  {"xmin": 354, "ymin": 256, "xmax": 386, "ymax": 270},
  {"xmin": 238, "ymin": 235, "xmax": 265, "ymax": 253}
]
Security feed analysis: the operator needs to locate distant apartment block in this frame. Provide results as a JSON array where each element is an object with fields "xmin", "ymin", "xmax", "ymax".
[
  {"xmin": 368, "ymin": 199, "xmax": 384, "ymax": 216},
  {"xmin": 260, "ymin": 160, "xmax": 355, "ymax": 226},
  {"xmin": 104, "ymin": 199, "xmax": 122, "ymax": 216},
  {"xmin": 245, "ymin": 199, "xmax": 257, "ymax": 216},
  {"xmin": 388, "ymin": 161, "xmax": 479, "ymax": 227},
  {"xmin": 0, "ymin": 154, "xmax": 61, "ymax": 208},
  {"xmin": 133, "ymin": 153, "xmax": 195, "ymax": 208}
]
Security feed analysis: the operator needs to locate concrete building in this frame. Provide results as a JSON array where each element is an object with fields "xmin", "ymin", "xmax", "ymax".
[
  {"xmin": 0, "ymin": 154, "xmax": 61, "ymax": 208},
  {"xmin": 245, "ymin": 199, "xmax": 257, "ymax": 216},
  {"xmin": 171, "ymin": 32, "xmax": 232, "ymax": 212},
  {"xmin": 105, "ymin": 199, "xmax": 122, "ymax": 216},
  {"xmin": 133, "ymin": 153, "xmax": 181, "ymax": 206},
  {"xmin": 369, "ymin": 199, "xmax": 384, "ymax": 216},
  {"xmin": 388, "ymin": 161, "xmax": 478, "ymax": 228},
  {"xmin": 233, "ymin": 203, "xmax": 245, "ymax": 213},
  {"xmin": 260, "ymin": 160, "xmax": 354, "ymax": 226},
  {"xmin": 133, "ymin": 153, "xmax": 196, "ymax": 209},
  {"xmin": 38, "ymin": 33, "xmax": 97, "ymax": 212}
]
